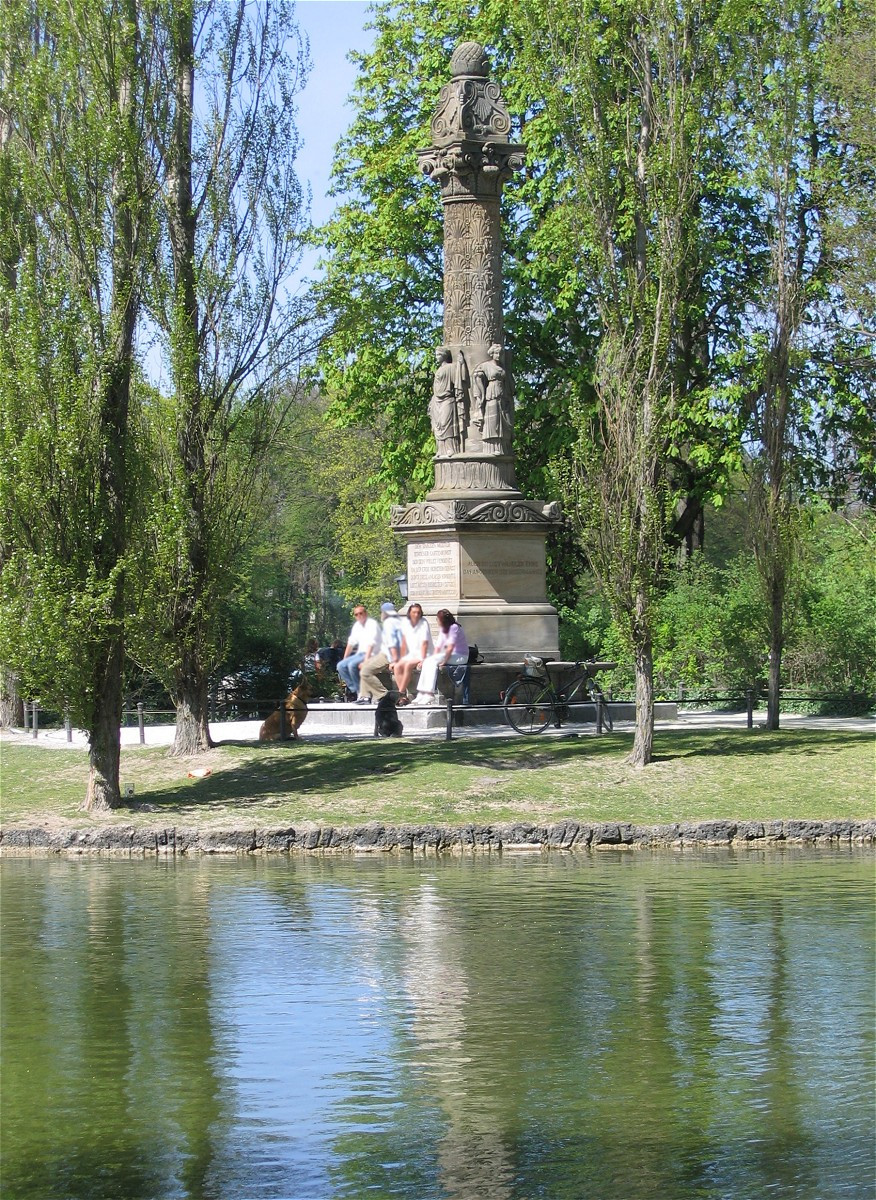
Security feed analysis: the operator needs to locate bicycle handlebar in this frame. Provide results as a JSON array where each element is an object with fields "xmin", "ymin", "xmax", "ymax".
[{"xmin": 525, "ymin": 658, "xmax": 602, "ymax": 672}]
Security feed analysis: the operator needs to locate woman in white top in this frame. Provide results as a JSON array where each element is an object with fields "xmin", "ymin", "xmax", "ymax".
[
  {"xmin": 412, "ymin": 609, "xmax": 469, "ymax": 705},
  {"xmin": 394, "ymin": 602, "xmax": 434, "ymax": 705}
]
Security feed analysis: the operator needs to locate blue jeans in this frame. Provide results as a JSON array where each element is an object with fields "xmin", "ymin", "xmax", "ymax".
[{"xmin": 337, "ymin": 652, "xmax": 366, "ymax": 695}]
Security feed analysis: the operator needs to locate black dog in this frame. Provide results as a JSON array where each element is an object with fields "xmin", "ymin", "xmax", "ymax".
[{"xmin": 374, "ymin": 693, "xmax": 404, "ymax": 737}]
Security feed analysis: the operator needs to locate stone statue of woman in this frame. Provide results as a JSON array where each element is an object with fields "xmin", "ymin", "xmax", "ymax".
[
  {"xmin": 472, "ymin": 343, "xmax": 513, "ymax": 455},
  {"xmin": 429, "ymin": 347, "xmax": 461, "ymax": 455}
]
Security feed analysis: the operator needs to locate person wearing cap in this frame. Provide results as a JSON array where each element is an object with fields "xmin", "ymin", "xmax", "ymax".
[
  {"xmin": 337, "ymin": 604, "xmax": 382, "ymax": 701},
  {"xmin": 357, "ymin": 602, "xmax": 406, "ymax": 704}
]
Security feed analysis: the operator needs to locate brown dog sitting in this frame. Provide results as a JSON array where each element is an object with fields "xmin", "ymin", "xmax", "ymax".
[{"xmin": 259, "ymin": 678, "xmax": 311, "ymax": 741}]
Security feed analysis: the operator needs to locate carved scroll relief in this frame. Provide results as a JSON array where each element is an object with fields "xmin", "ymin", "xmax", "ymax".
[{"xmin": 431, "ymin": 78, "xmax": 513, "ymax": 146}]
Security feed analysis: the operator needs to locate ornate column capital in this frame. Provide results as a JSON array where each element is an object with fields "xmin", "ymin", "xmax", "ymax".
[
  {"xmin": 432, "ymin": 41, "xmax": 513, "ymax": 144},
  {"xmin": 417, "ymin": 140, "xmax": 525, "ymax": 201}
]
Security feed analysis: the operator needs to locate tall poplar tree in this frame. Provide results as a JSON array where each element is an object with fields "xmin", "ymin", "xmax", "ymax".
[
  {"xmin": 517, "ymin": 0, "xmax": 754, "ymax": 765},
  {"xmin": 734, "ymin": 0, "xmax": 872, "ymax": 729},
  {"xmin": 0, "ymin": 0, "xmax": 158, "ymax": 807},
  {"xmin": 136, "ymin": 0, "xmax": 314, "ymax": 755}
]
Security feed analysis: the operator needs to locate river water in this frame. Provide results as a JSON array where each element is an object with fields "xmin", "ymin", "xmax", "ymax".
[{"xmin": 1, "ymin": 850, "xmax": 873, "ymax": 1200}]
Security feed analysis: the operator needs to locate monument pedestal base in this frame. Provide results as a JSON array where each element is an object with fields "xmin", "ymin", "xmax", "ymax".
[
  {"xmin": 390, "ymin": 497, "xmax": 562, "ymax": 660},
  {"xmin": 449, "ymin": 601, "xmax": 558, "ymax": 663}
]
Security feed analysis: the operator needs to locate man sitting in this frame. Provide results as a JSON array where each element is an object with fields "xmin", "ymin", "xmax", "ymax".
[
  {"xmin": 316, "ymin": 639, "xmax": 344, "ymax": 674},
  {"xmin": 336, "ymin": 604, "xmax": 381, "ymax": 702},
  {"xmin": 358, "ymin": 603, "xmax": 406, "ymax": 705}
]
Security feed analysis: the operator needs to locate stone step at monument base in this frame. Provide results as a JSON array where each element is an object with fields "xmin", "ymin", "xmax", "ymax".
[{"xmin": 302, "ymin": 700, "xmax": 677, "ymax": 734}]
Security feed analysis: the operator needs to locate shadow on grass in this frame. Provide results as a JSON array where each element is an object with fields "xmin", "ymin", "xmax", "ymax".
[
  {"xmin": 138, "ymin": 735, "xmax": 542, "ymax": 812},
  {"xmin": 130, "ymin": 725, "xmax": 873, "ymax": 814}
]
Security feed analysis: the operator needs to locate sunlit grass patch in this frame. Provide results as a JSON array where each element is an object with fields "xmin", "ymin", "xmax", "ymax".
[{"xmin": 0, "ymin": 725, "xmax": 873, "ymax": 831}]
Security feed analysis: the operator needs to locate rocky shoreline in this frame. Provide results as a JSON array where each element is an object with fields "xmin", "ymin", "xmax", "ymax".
[{"xmin": 1, "ymin": 818, "xmax": 874, "ymax": 855}]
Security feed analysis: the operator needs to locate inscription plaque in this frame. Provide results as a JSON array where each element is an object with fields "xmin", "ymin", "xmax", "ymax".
[
  {"xmin": 408, "ymin": 541, "xmax": 460, "ymax": 603},
  {"xmin": 459, "ymin": 537, "xmax": 546, "ymax": 602}
]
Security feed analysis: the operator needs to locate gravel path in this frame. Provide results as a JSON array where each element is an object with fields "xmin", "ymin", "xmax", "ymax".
[{"xmin": 2, "ymin": 707, "xmax": 872, "ymax": 750}]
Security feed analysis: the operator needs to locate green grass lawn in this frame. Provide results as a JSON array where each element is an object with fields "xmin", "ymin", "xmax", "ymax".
[{"xmin": 1, "ymin": 725, "xmax": 873, "ymax": 830}]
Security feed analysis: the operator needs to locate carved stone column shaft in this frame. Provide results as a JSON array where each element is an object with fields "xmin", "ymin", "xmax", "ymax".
[
  {"xmin": 443, "ymin": 199, "xmax": 502, "ymax": 352},
  {"xmin": 416, "ymin": 40, "xmax": 524, "ymax": 496}
]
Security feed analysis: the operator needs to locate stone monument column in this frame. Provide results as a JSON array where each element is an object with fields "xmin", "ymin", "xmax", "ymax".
[
  {"xmin": 417, "ymin": 39, "xmax": 524, "ymax": 497},
  {"xmin": 391, "ymin": 41, "xmax": 562, "ymax": 665}
]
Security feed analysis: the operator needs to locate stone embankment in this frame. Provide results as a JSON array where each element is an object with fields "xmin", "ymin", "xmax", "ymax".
[{"xmin": 1, "ymin": 819, "xmax": 874, "ymax": 855}]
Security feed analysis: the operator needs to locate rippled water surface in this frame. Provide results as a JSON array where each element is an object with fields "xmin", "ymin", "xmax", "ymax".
[{"xmin": 1, "ymin": 851, "xmax": 873, "ymax": 1199}]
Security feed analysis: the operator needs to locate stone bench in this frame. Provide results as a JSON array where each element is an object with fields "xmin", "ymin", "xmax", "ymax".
[{"xmin": 366, "ymin": 659, "xmax": 616, "ymax": 707}]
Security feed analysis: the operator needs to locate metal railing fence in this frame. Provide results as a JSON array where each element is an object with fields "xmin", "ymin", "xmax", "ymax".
[{"xmin": 18, "ymin": 686, "xmax": 872, "ymax": 744}]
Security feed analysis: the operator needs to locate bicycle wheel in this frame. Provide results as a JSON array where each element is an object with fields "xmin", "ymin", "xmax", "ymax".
[
  {"xmin": 586, "ymin": 680, "xmax": 614, "ymax": 731},
  {"xmin": 504, "ymin": 677, "xmax": 555, "ymax": 734}
]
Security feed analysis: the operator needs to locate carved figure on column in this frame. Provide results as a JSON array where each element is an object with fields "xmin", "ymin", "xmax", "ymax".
[
  {"xmin": 472, "ymin": 344, "xmax": 513, "ymax": 455},
  {"xmin": 429, "ymin": 347, "xmax": 460, "ymax": 454},
  {"xmin": 430, "ymin": 346, "xmax": 472, "ymax": 456}
]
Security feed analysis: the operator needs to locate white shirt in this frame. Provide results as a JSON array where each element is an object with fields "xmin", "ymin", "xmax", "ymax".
[
  {"xmin": 401, "ymin": 616, "xmax": 434, "ymax": 658},
  {"xmin": 347, "ymin": 617, "xmax": 381, "ymax": 655}
]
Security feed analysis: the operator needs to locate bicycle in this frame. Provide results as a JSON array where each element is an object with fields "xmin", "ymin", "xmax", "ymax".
[{"xmin": 503, "ymin": 656, "xmax": 614, "ymax": 735}]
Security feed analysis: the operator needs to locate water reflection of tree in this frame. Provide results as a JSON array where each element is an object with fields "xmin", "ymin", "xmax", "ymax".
[
  {"xmin": 320, "ymin": 853, "xmax": 874, "ymax": 1199},
  {"xmin": 128, "ymin": 861, "xmax": 227, "ymax": 1200},
  {"xmin": 0, "ymin": 860, "xmax": 227, "ymax": 1199},
  {"xmin": 699, "ymin": 863, "xmax": 867, "ymax": 1198},
  {"xmin": 603, "ymin": 856, "xmax": 821, "ymax": 1196},
  {"xmin": 756, "ymin": 897, "xmax": 813, "ymax": 1194}
]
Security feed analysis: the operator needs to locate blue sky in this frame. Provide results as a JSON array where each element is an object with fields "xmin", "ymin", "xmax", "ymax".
[
  {"xmin": 144, "ymin": 3, "xmax": 378, "ymax": 385},
  {"xmin": 294, "ymin": 1, "xmax": 378, "ymax": 226}
]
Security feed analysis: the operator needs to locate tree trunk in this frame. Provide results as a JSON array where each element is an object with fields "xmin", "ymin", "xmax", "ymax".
[
  {"xmin": 0, "ymin": 667, "xmax": 23, "ymax": 728},
  {"xmin": 84, "ymin": 636, "xmax": 124, "ymax": 810},
  {"xmin": 630, "ymin": 643, "xmax": 655, "ymax": 767},
  {"xmin": 766, "ymin": 574, "xmax": 784, "ymax": 730},
  {"xmin": 82, "ymin": 0, "xmax": 140, "ymax": 809},
  {"xmin": 171, "ymin": 655, "xmax": 212, "ymax": 756},
  {"xmin": 673, "ymin": 495, "xmax": 705, "ymax": 559},
  {"xmin": 629, "ymin": 588, "xmax": 655, "ymax": 767},
  {"xmin": 165, "ymin": 5, "xmax": 213, "ymax": 760}
]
